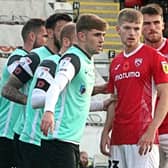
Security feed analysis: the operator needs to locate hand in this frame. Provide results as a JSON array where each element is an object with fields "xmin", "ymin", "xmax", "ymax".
[
  {"xmin": 137, "ymin": 126, "xmax": 156, "ymax": 155},
  {"xmin": 103, "ymin": 98, "xmax": 112, "ymax": 111},
  {"xmin": 100, "ymin": 129, "xmax": 111, "ymax": 156},
  {"xmin": 41, "ymin": 111, "xmax": 54, "ymax": 136}
]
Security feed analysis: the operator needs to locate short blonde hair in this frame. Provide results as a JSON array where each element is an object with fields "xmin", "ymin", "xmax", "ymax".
[{"xmin": 118, "ymin": 8, "xmax": 143, "ymax": 25}]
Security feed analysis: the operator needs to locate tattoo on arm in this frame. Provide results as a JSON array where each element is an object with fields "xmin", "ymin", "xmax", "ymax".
[{"xmin": 1, "ymin": 75, "xmax": 27, "ymax": 105}]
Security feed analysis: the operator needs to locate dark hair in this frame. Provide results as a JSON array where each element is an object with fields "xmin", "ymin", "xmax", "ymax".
[
  {"xmin": 21, "ymin": 18, "xmax": 45, "ymax": 42},
  {"xmin": 60, "ymin": 23, "xmax": 76, "ymax": 45},
  {"xmin": 45, "ymin": 13, "xmax": 72, "ymax": 29},
  {"xmin": 118, "ymin": 8, "xmax": 143, "ymax": 25},
  {"xmin": 76, "ymin": 13, "xmax": 108, "ymax": 33},
  {"xmin": 140, "ymin": 3, "xmax": 163, "ymax": 17}
]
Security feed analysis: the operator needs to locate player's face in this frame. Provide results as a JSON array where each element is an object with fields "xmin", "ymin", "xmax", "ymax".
[
  {"xmin": 117, "ymin": 21, "xmax": 142, "ymax": 50},
  {"xmin": 80, "ymin": 153, "xmax": 88, "ymax": 167},
  {"xmin": 33, "ymin": 26, "xmax": 47, "ymax": 48},
  {"xmin": 53, "ymin": 20, "xmax": 71, "ymax": 50},
  {"xmin": 83, "ymin": 29, "xmax": 106, "ymax": 56},
  {"xmin": 142, "ymin": 14, "xmax": 164, "ymax": 43}
]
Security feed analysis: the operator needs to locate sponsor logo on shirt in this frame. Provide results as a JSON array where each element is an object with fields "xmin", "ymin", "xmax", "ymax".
[
  {"xmin": 80, "ymin": 84, "xmax": 86, "ymax": 94},
  {"xmin": 114, "ymin": 64, "xmax": 120, "ymax": 70},
  {"xmin": 115, "ymin": 71, "xmax": 140, "ymax": 81},
  {"xmin": 161, "ymin": 61, "xmax": 168, "ymax": 74}
]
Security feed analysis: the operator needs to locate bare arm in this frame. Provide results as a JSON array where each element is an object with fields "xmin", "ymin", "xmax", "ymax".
[
  {"xmin": 100, "ymin": 94, "xmax": 117, "ymax": 156},
  {"xmin": 1, "ymin": 74, "xmax": 27, "ymax": 105},
  {"xmin": 90, "ymin": 95, "xmax": 117, "ymax": 112},
  {"xmin": 138, "ymin": 83, "xmax": 168, "ymax": 155},
  {"xmin": 92, "ymin": 83, "xmax": 108, "ymax": 96}
]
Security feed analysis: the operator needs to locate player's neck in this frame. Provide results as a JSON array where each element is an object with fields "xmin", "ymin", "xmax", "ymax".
[
  {"xmin": 124, "ymin": 42, "xmax": 141, "ymax": 54},
  {"xmin": 23, "ymin": 42, "xmax": 33, "ymax": 52},
  {"xmin": 46, "ymin": 40, "xmax": 59, "ymax": 54},
  {"xmin": 145, "ymin": 38, "xmax": 164, "ymax": 50}
]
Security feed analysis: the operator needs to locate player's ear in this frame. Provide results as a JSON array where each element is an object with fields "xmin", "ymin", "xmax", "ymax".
[
  {"xmin": 162, "ymin": 21, "xmax": 165, "ymax": 31},
  {"xmin": 47, "ymin": 28, "xmax": 54, "ymax": 39},
  {"xmin": 63, "ymin": 37, "xmax": 70, "ymax": 48},
  {"xmin": 77, "ymin": 31, "xmax": 86, "ymax": 42},
  {"xmin": 28, "ymin": 32, "xmax": 36, "ymax": 43},
  {"xmin": 116, "ymin": 25, "xmax": 120, "ymax": 35}
]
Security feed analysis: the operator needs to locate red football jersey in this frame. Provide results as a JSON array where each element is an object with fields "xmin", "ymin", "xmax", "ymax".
[
  {"xmin": 157, "ymin": 38, "xmax": 168, "ymax": 135},
  {"xmin": 107, "ymin": 43, "xmax": 168, "ymax": 145}
]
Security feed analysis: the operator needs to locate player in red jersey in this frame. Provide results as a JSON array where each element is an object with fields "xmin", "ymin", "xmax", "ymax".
[
  {"xmin": 100, "ymin": 8, "xmax": 168, "ymax": 168},
  {"xmin": 141, "ymin": 3, "xmax": 168, "ymax": 168}
]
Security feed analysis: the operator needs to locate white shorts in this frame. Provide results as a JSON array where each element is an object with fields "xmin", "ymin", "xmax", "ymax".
[
  {"xmin": 159, "ymin": 134, "xmax": 168, "ymax": 168},
  {"xmin": 159, "ymin": 134, "xmax": 168, "ymax": 158},
  {"xmin": 109, "ymin": 144, "xmax": 159, "ymax": 168}
]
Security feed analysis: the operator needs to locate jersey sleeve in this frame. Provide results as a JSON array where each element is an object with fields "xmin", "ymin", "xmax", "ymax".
[
  {"xmin": 107, "ymin": 62, "xmax": 115, "ymax": 94},
  {"xmin": 31, "ymin": 59, "xmax": 58, "ymax": 108},
  {"xmin": 58, "ymin": 53, "xmax": 80, "ymax": 81},
  {"xmin": 43, "ymin": 54, "xmax": 81, "ymax": 112},
  {"xmin": 7, "ymin": 54, "xmax": 23, "ymax": 74},
  {"xmin": 152, "ymin": 51, "xmax": 168, "ymax": 84},
  {"xmin": 12, "ymin": 52, "xmax": 40, "ymax": 84}
]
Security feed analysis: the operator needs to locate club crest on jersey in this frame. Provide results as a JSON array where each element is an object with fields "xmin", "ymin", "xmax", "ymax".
[
  {"xmin": 135, "ymin": 58, "xmax": 143, "ymax": 67},
  {"xmin": 161, "ymin": 61, "xmax": 168, "ymax": 74}
]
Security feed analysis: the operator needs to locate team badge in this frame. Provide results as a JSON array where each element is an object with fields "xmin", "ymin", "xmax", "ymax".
[
  {"xmin": 161, "ymin": 61, "xmax": 168, "ymax": 74},
  {"xmin": 135, "ymin": 58, "xmax": 143, "ymax": 67}
]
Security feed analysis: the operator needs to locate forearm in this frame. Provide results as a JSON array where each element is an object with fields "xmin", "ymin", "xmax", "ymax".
[
  {"xmin": 31, "ymin": 89, "xmax": 45, "ymax": 108},
  {"xmin": 92, "ymin": 83, "xmax": 108, "ymax": 96},
  {"xmin": 90, "ymin": 96, "xmax": 117, "ymax": 112},
  {"xmin": 148, "ymin": 84, "xmax": 168, "ymax": 132},
  {"xmin": 90, "ymin": 100, "xmax": 104, "ymax": 111},
  {"xmin": 44, "ymin": 73, "xmax": 69, "ymax": 112},
  {"xmin": 103, "ymin": 101, "xmax": 116, "ymax": 133},
  {"xmin": 2, "ymin": 85, "xmax": 27, "ymax": 105}
]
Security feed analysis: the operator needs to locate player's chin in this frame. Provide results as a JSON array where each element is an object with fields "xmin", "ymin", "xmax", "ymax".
[{"xmin": 96, "ymin": 48, "xmax": 103, "ymax": 53}]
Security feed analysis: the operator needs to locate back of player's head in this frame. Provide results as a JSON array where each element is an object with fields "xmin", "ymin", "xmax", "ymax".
[
  {"xmin": 21, "ymin": 18, "xmax": 45, "ymax": 42},
  {"xmin": 45, "ymin": 13, "xmax": 72, "ymax": 29},
  {"xmin": 140, "ymin": 3, "xmax": 163, "ymax": 18},
  {"xmin": 76, "ymin": 13, "xmax": 108, "ymax": 33},
  {"xmin": 118, "ymin": 8, "xmax": 143, "ymax": 25},
  {"xmin": 60, "ymin": 22, "xmax": 76, "ymax": 45}
]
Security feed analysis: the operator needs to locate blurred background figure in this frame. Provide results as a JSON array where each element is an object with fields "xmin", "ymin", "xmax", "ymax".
[{"xmin": 79, "ymin": 151, "xmax": 93, "ymax": 168}]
